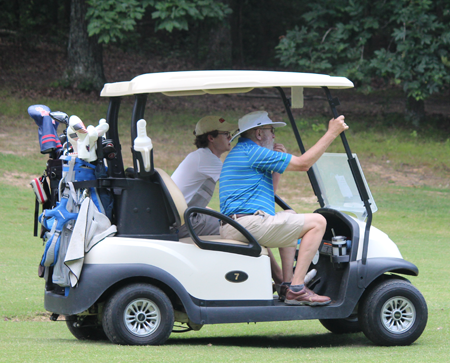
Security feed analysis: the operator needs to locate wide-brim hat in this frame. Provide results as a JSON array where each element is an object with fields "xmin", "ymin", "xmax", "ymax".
[
  {"xmin": 231, "ymin": 111, "xmax": 286, "ymax": 141},
  {"xmin": 194, "ymin": 116, "xmax": 238, "ymax": 136}
]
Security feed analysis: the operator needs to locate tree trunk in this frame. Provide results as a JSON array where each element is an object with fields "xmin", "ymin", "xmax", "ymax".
[
  {"xmin": 66, "ymin": 0, "xmax": 105, "ymax": 91},
  {"xmin": 230, "ymin": 0, "xmax": 244, "ymax": 67},
  {"xmin": 405, "ymin": 96, "xmax": 425, "ymax": 127},
  {"xmin": 204, "ymin": 24, "xmax": 232, "ymax": 69},
  {"xmin": 203, "ymin": 0, "xmax": 232, "ymax": 69}
]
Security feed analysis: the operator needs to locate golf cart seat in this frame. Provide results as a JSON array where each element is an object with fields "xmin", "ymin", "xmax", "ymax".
[
  {"xmin": 156, "ymin": 168, "xmax": 264, "ymax": 257},
  {"xmin": 154, "ymin": 167, "xmax": 188, "ymax": 226}
]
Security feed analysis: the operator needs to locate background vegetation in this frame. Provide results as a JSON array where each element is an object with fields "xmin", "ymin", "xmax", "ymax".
[
  {"xmin": 1, "ymin": 0, "xmax": 449, "ymax": 124},
  {"xmin": 0, "ymin": 0, "xmax": 449, "ymax": 360}
]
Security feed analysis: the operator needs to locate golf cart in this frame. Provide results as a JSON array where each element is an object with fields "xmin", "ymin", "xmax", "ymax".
[{"xmin": 34, "ymin": 70, "xmax": 427, "ymax": 346}]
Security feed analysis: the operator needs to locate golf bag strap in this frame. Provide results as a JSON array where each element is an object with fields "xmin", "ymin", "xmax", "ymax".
[
  {"xmin": 42, "ymin": 174, "xmax": 51, "ymax": 202},
  {"xmin": 67, "ymin": 182, "xmax": 78, "ymax": 206},
  {"xmin": 65, "ymin": 157, "xmax": 76, "ymax": 184},
  {"xmin": 34, "ymin": 199, "xmax": 39, "ymax": 237}
]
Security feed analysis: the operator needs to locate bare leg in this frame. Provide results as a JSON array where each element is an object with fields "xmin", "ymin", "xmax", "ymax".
[
  {"xmin": 267, "ymin": 248, "xmax": 283, "ymax": 284},
  {"xmin": 277, "ymin": 209, "xmax": 297, "ymax": 283},
  {"xmin": 279, "ymin": 246, "xmax": 296, "ymax": 282},
  {"xmin": 291, "ymin": 214, "xmax": 326, "ymax": 286}
]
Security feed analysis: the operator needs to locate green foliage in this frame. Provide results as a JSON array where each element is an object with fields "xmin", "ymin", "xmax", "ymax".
[
  {"xmin": 370, "ymin": 0, "xmax": 450, "ymax": 102},
  {"xmin": 276, "ymin": 0, "xmax": 382, "ymax": 88},
  {"xmin": 0, "ymin": 0, "xmax": 70, "ymax": 44},
  {"xmin": 86, "ymin": 0, "xmax": 231, "ymax": 44},
  {"xmin": 276, "ymin": 0, "xmax": 450, "ymax": 101},
  {"xmin": 86, "ymin": 0, "xmax": 150, "ymax": 44},
  {"xmin": 152, "ymin": 0, "xmax": 231, "ymax": 32}
]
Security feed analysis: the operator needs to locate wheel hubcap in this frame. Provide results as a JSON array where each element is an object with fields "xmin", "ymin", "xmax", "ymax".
[
  {"xmin": 124, "ymin": 298, "xmax": 161, "ymax": 337},
  {"xmin": 381, "ymin": 296, "xmax": 416, "ymax": 334}
]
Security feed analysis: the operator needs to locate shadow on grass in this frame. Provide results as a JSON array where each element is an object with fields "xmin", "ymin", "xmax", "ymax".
[{"xmin": 166, "ymin": 332, "xmax": 370, "ymax": 348}]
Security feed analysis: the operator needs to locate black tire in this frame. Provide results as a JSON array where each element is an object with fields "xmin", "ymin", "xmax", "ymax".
[
  {"xmin": 102, "ymin": 283, "xmax": 174, "ymax": 345},
  {"xmin": 320, "ymin": 316, "xmax": 361, "ymax": 334},
  {"xmin": 66, "ymin": 315, "xmax": 108, "ymax": 341},
  {"xmin": 359, "ymin": 279, "xmax": 427, "ymax": 346}
]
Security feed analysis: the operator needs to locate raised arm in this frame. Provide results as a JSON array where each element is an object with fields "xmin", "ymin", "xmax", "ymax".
[{"xmin": 285, "ymin": 115, "xmax": 348, "ymax": 172}]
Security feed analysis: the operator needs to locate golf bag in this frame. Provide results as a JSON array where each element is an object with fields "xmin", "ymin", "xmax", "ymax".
[
  {"xmin": 29, "ymin": 105, "xmax": 116, "ymax": 289},
  {"xmin": 37, "ymin": 156, "xmax": 116, "ymax": 288}
]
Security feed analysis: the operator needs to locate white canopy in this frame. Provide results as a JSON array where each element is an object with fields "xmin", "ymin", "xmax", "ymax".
[{"xmin": 100, "ymin": 70, "xmax": 354, "ymax": 97}]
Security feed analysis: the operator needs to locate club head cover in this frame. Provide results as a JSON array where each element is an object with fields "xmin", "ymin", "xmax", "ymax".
[
  {"xmin": 69, "ymin": 115, "xmax": 89, "ymax": 160},
  {"xmin": 96, "ymin": 119, "xmax": 109, "ymax": 137},
  {"xmin": 28, "ymin": 105, "xmax": 62, "ymax": 154},
  {"xmin": 87, "ymin": 125, "xmax": 99, "ymax": 162},
  {"xmin": 67, "ymin": 126, "xmax": 79, "ymax": 155}
]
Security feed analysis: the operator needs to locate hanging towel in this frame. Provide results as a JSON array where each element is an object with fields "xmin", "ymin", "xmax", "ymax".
[{"xmin": 64, "ymin": 197, "xmax": 116, "ymax": 287}]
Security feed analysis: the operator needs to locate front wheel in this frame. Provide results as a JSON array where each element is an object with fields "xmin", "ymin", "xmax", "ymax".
[
  {"xmin": 359, "ymin": 279, "xmax": 427, "ymax": 346},
  {"xmin": 102, "ymin": 283, "xmax": 174, "ymax": 345}
]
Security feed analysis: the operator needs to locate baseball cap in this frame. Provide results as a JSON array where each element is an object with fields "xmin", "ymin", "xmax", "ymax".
[
  {"xmin": 231, "ymin": 111, "xmax": 286, "ymax": 141},
  {"xmin": 194, "ymin": 116, "xmax": 238, "ymax": 136}
]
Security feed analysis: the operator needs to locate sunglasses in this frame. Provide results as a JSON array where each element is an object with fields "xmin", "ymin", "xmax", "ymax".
[
  {"xmin": 257, "ymin": 126, "xmax": 275, "ymax": 135},
  {"xmin": 217, "ymin": 131, "xmax": 231, "ymax": 138}
]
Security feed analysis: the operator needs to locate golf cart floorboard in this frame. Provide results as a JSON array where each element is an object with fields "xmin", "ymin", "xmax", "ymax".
[{"xmin": 196, "ymin": 297, "xmax": 355, "ymax": 325}]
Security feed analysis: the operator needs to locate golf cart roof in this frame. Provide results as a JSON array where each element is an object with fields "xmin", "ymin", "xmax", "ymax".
[{"xmin": 100, "ymin": 70, "xmax": 354, "ymax": 98}]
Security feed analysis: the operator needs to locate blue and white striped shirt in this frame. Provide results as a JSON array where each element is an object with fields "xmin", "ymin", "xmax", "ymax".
[{"xmin": 220, "ymin": 137, "xmax": 292, "ymax": 216}]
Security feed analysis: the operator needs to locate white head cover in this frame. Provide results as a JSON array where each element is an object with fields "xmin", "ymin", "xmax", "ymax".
[{"xmin": 231, "ymin": 111, "xmax": 286, "ymax": 141}]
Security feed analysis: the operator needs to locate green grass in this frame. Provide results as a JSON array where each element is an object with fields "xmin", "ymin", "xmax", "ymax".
[
  {"xmin": 0, "ymin": 319, "xmax": 448, "ymax": 363},
  {"xmin": 0, "ymin": 153, "xmax": 46, "ymax": 176},
  {"xmin": 1, "ymin": 94, "xmax": 450, "ymax": 361}
]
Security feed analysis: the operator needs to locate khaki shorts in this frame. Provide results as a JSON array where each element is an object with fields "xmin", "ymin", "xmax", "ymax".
[
  {"xmin": 220, "ymin": 210, "xmax": 305, "ymax": 248},
  {"xmin": 178, "ymin": 213, "xmax": 220, "ymax": 238}
]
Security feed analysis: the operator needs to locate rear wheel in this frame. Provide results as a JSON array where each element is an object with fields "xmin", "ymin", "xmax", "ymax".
[
  {"xmin": 359, "ymin": 279, "xmax": 427, "ymax": 346},
  {"xmin": 320, "ymin": 315, "xmax": 361, "ymax": 334},
  {"xmin": 66, "ymin": 315, "xmax": 108, "ymax": 341},
  {"xmin": 102, "ymin": 283, "xmax": 174, "ymax": 345}
]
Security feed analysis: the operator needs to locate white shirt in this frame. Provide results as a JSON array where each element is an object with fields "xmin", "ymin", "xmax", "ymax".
[{"xmin": 171, "ymin": 147, "xmax": 222, "ymax": 208}]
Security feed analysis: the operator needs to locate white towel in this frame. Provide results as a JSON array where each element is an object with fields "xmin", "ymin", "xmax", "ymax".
[{"xmin": 64, "ymin": 197, "xmax": 116, "ymax": 287}]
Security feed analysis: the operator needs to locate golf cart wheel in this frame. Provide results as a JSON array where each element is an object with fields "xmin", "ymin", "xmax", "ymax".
[
  {"xmin": 66, "ymin": 315, "xmax": 108, "ymax": 341},
  {"xmin": 102, "ymin": 283, "xmax": 174, "ymax": 345},
  {"xmin": 359, "ymin": 279, "xmax": 427, "ymax": 346},
  {"xmin": 319, "ymin": 316, "xmax": 361, "ymax": 334}
]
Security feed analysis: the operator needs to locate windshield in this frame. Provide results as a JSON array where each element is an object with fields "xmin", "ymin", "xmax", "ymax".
[{"xmin": 312, "ymin": 153, "xmax": 377, "ymax": 220}]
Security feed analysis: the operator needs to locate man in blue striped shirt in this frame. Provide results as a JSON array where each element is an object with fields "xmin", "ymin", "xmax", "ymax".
[{"xmin": 220, "ymin": 110, "xmax": 348, "ymax": 306}]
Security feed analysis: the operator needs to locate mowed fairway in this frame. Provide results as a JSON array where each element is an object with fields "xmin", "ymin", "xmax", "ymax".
[{"xmin": 1, "ymin": 100, "xmax": 449, "ymax": 362}]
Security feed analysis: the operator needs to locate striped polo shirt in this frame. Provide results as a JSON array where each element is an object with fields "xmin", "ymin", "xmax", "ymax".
[{"xmin": 220, "ymin": 137, "xmax": 292, "ymax": 216}]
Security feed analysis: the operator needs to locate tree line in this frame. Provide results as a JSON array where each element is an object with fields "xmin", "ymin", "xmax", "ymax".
[{"xmin": 1, "ymin": 0, "xmax": 449, "ymax": 122}]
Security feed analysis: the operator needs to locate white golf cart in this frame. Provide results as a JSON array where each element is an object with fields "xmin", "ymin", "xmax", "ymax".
[{"xmin": 39, "ymin": 70, "xmax": 427, "ymax": 346}]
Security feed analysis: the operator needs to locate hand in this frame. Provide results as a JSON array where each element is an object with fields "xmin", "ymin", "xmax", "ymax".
[
  {"xmin": 328, "ymin": 115, "xmax": 348, "ymax": 137},
  {"xmin": 273, "ymin": 143, "xmax": 287, "ymax": 153}
]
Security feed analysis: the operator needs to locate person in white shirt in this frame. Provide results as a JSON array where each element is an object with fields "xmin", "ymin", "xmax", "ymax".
[{"xmin": 171, "ymin": 116, "xmax": 238, "ymax": 237}]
